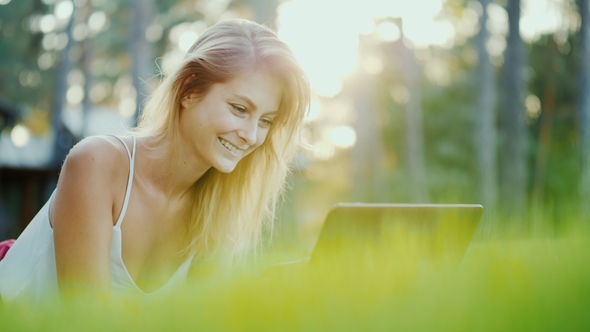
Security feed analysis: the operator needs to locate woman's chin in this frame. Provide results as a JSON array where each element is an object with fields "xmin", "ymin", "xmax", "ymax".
[{"xmin": 213, "ymin": 162, "xmax": 238, "ymax": 173}]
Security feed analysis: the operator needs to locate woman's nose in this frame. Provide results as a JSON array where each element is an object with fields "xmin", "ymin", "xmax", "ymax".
[{"xmin": 237, "ymin": 119, "xmax": 258, "ymax": 146}]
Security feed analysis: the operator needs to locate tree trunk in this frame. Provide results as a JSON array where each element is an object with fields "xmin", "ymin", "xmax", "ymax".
[
  {"xmin": 350, "ymin": 73, "xmax": 385, "ymax": 202},
  {"xmin": 80, "ymin": 3, "xmax": 93, "ymax": 139},
  {"xmin": 501, "ymin": 0, "xmax": 527, "ymax": 225},
  {"xmin": 400, "ymin": 26, "xmax": 430, "ymax": 203},
  {"xmin": 476, "ymin": 0, "xmax": 498, "ymax": 228},
  {"xmin": 129, "ymin": 0, "xmax": 152, "ymax": 126},
  {"xmin": 50, "ymin": 0, "xmax": 76, "ymax": 168},
  {"xmin": 532, "ymin": 77, "xmax": 555, "ymax": 234},
  {"xmin": 578, "ymin": 0, "xmax": 590, "ymax": 220}
]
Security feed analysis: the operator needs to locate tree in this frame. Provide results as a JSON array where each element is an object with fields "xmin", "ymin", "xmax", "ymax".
[
  {"xmin": 350, "ymin": 71, "xmax": 386, "ymax": 202},
  {"xmin": 129, "ymin": 0, "xmax": 153, "ymax": 126},
  {"xmin": 400, "ymin": 24, "xmax": 430, "ymax": 203},
  {"xmin": 530, "ymin": 36, "xmax": 559, "ymax": 232},
  {"xmin": 501, "ymin": 0, "xmax": 527, "ymax": 225},
  {"xmin": 578, "ymin": 0, "xmax": 590, "ymax": 220},
  {"xmin": 50, "ymin": 0, "xmax": 76, "ymax": 167},
  {"xmin": 476, "ymin": 0, "xmax": 498, "ymax": 225},
  {"xmin": 80, "ymin": 3, "xmax": 94, "ymax": 138}
]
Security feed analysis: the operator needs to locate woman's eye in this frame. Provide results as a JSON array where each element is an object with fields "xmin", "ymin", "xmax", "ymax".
[
  {"xmin": 232, "ymin": 105, "xmax": 247, "ymax": 114},
  {"xmin": 259, "ymin": 118, "xmax": 273, "ymax": 127}
]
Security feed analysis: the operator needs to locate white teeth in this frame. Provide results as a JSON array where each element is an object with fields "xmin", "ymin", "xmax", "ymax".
[{"xmin": 219, "ymin": 138, "xmax": 242, "ymax": 154}]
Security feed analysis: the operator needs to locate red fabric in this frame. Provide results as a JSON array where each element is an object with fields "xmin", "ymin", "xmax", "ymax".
[{"xmin": 0, "ymin": 239, "xmax": 15, "ymax": 261}]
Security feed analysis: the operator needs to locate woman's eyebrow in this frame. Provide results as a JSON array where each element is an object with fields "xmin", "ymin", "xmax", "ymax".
[
  {"xmin": 231, "ymin": 94, "xmax": 279, "ymax": 115},
  {"xmin": 231, "ymin": 94, "xmax": 257, "ymax": 110}
]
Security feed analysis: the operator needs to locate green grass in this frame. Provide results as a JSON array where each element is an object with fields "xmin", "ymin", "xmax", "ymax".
[{"xmin": 1, "ymin": 225, "xmax": 589, "ymax": 331}]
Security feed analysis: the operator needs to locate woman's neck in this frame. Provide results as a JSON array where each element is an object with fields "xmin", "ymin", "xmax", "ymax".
[{"xmin": 137, "ymin": 135, "xmax": 210, "ymax": 200}]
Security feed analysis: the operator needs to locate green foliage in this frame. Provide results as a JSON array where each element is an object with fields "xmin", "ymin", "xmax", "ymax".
[
  {"xmin": 350, "ymin": 25, "xmax": 583, "ymax": 223},
  {"xmin": 527, "ymin": 34, "xmax": 580, "ymax": 221},
  {"xmin": 0, "ymin": 0, "xmax": 211, "ymax": 119},
  {"xmin": 371, "ymin": 39, "xmax": 480, "ymax": 204},
  {"xmin": 0, "ymin": 0, "xmax": 52, "ymax": 113}
]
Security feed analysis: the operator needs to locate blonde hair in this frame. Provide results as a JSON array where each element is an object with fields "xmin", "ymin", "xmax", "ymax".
[{"xmin": 134, "ymin": 19, "xmax": 310, "ymax": 260}]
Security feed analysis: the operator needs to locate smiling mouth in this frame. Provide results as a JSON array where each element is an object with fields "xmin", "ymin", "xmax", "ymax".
[{"xmin": 219, "ymin": 138, "xmax": 243, "ymax": 154}]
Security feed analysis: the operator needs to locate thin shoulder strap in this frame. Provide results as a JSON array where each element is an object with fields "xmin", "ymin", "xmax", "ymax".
[{"xmin": 108, "ymin": 135, "xmax": 136, "ymax": 228}]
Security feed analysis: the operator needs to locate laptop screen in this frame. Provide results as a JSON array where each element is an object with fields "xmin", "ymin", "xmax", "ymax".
[{"xmin": 309, "ymin": 204, "xmax": 483, "ymax": 268}]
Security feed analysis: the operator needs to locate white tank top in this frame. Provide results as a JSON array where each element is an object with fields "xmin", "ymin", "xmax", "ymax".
[{"xmin": 0, "ymin": 136, "xmax": 194, "ymax": 305}]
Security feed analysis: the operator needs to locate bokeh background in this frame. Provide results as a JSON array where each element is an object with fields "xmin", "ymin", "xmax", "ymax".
[{"xmin": 0, "ymin": 0, "xmax": 587, "ymax": 252}]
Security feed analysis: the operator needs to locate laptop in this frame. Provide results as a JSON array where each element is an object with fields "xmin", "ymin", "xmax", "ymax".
[{"xmin": 309, "ymin": 203, "xmax": 483, "ymax": 269}]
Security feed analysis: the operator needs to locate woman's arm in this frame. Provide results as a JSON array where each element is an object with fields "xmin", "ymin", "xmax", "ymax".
[{"xmin": 50, "ymin": 136, "xmax": 125, "ymax": 297}]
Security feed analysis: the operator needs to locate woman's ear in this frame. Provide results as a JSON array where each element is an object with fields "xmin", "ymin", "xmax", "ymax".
[
  {"xmin": 181, "ymin": 93, "xmax": 198, "ymax": 108},
  {"xmin": 181, "ymin": 97, "xmax": 190, "ymax": 109},
  {"xmin": 180, "ymin": 92, "xmax": 199, "ymax": 108}
]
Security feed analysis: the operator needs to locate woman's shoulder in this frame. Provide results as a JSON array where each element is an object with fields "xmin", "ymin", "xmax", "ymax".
[
  {"xmin": 51, "ymin": 135, "xmax": 135, "ymax": 222},
  {"xmin": 62, "ymin": 135, "xmax": 133, "ymax": 182},
  {"xmin": 66, "ymin": 135, "xmax": 132, "ymax": 166}
]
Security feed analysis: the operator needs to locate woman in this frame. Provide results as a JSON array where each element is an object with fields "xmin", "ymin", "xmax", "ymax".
[{"xmin": 0, "ymin": 19, "xmax": 310, "ymax": 304}]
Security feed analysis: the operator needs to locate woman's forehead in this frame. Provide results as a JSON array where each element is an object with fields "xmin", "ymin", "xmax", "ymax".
[{"xmin": 217, "ymin": 71, "xmax": 282, "ymax": 113}]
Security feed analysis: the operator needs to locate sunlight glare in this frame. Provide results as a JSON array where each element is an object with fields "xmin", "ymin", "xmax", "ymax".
[
  {"xmin": 179, "ymin": 31, "xmax": 199, "ymax": 51},
  {"xmin": 88, "ymin": 11, "xmax": 106, "ymax": 32},
  {"xmin": 312, "ymin": 141, "xmax": 336, "ymax": 160},
  {"xmin": 358, "ymin": 17, "xmax": 376, "ymax": 35},
  {"xmin": 276, "ymin": 0, "xmax": 568, "ymax": 102},
  {"xmin": 169, "ymin": 22, "xmax": 191, "ymax": 44},
  {"xmin": 327, "ymin": 125, "xmax": 357, "ymax": 149},
  {"xmin": 39, "ymin": 14, "xmax": 56, "ymax": 33},
  {"xmin": 67, "ymin": 85, "xmax": 84, "ymax": 105},
  {"xmin": 526, "ymin": 94, "xmax": 541, "ymax": 120},
  {"xmin": 55, "ymin": 1, "xmax": 73, "ymax": 20},
  {"xmin": 403, "ymin": 18, "xmax": 454, "ymax": 48},
  {"xmin": 363, "ymin": 55, "xmax": 383, "ymax": 75},
  {"xmin": 119, "ymin": 97, "xmax": 136, "ymax": 118},
  {"xmin": 520, "ymin": 0, "xmax": 564, "ymax": 42},
  {"xmin": 306, "ymin": 100, "xmax": 322, "ymax": 122},
  {"xmin": 278, "ymin": 0, "xmax": 360, "ymax": 97},
  {"xmin": 486, "ymin": 3, "xmax": 508, "ymax": 36},
  {"xmin": 11, "ymin": 125, "xmax": 30, "ymax": 148},
  {"xmin": 277, "ymin": 0, "xmax": 454, "ymax": 97},
  {"xmin": 377, "ymin": 22, "xmax": 401, "ymax": 42},
  {"xmin": 364, "ymin": 0, "xmax": 402, "ymax": 18}
]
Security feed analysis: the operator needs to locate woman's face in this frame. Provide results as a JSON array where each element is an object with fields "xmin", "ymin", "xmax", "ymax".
[{"xmin": 179, "ymin": 70, "xmax": 282, "ymax": 173}]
